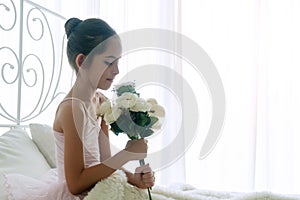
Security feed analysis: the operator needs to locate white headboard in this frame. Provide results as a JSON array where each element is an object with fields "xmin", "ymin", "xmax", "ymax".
[{"xmin": 0, "ymin": 0, "xmax": 74, "ymax": 129}]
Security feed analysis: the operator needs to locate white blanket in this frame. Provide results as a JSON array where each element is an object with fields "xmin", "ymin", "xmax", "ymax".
[{"xmin": 84, "ymin": 171, "xmax": 300, "ymax": 200}]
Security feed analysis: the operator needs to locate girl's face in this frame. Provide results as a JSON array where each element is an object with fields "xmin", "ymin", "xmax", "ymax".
[{"xmin": 88, "ymin": 37, "xmax": 121, "ymax": 90}]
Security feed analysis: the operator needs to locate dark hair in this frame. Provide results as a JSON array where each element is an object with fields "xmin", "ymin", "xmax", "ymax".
[{"xmin": 65, "ymin": 18, "xmax": 117, "ymax": 73}]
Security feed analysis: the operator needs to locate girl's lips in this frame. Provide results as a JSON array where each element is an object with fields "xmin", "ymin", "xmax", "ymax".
[{"xmin": 107, "ymin": 78, "xmax": 114, "ymax": 82}]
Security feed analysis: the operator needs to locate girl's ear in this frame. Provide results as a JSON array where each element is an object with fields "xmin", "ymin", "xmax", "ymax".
[{"xmin": 75, "ymin": 53, "xmax": 86, "ymax": 69}]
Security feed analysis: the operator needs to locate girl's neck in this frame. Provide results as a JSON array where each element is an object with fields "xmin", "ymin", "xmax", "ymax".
[{"xmin": 68, "ymin": 74, "xmax": 96, "ymax": 104}]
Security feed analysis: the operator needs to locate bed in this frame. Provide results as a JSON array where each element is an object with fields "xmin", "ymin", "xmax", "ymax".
[
  {"xmin": 1, "ymin": 126, "xmax": 300, "ymax": 200},
  {"xmin": 1, "ymin": 1, "xmax": 300, "ymax": 200}
]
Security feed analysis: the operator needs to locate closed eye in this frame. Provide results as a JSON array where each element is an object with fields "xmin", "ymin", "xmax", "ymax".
[{"xmin": 104, "ymin": 61, "xmax": 113, "ymax": 66}]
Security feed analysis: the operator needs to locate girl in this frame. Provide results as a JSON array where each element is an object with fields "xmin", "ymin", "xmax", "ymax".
[
  {"xmin": 53, "ymin": 17, "xmax": 156, "ymax": 198},
  {"xmin": 5, "ymin": 18, "xmax": 155, "ymax": 200}
]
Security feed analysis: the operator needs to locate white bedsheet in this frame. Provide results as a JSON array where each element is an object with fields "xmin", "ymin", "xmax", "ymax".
[{"xmin": 85, "ymin": 170, "xmax": 300, "ymax": 200}]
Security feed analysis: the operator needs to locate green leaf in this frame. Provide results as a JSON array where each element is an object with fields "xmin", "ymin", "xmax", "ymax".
[
  {"xmin": 147, "ymin": 116, "xmax": 159, "ymax": 128},
  {"xmin": 132, "ymin": 111, "xmax": 151, "ymax": 127},
  {"xmin": 128, "ymin": 135, "xmax": 139, "ymax": 140},
  {"xmin": 110, "ymin": 122, "xmax": 123, "ymax": 136},
  {"xmin": 116, "ymin": 85, "xmax": 139, "ymax": 97},
  {"xmin": 116, "ymin": 114, "xmax": 132, "ymax": 133},
  {"xmin": 140, "ymin": 129, "xmax": 154, "ymax": 138}
]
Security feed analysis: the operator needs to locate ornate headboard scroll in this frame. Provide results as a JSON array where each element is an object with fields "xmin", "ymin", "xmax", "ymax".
[{"xmin": 0, "ymin": 0, "xmax": 74, "ymax": 127}]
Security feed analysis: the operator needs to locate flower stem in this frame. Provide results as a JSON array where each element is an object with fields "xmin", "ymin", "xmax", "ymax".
[
  {"xmin": 147, "ymin": 187, "xmax": 152, "ymax": 200},
  {"xmin": 139, "ymin": 159, "xmax": 145, "ymax": 166}
]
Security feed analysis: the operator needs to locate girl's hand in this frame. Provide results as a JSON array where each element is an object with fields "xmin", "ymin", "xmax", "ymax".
[
  {"xmin": 90, "ymin": 91, "xmax": 108, "ymax": 120},
  {"xmin": 124, "ymin": 139, "xmax": 148, "ymax": 161},
  {"xmin": 131, "ymin": 164, "xmax": 155, "ymax": 189},
  {"xmin": 92, "ymin": 91, "xmax": 110, "ymax": 131},
  {"xmin": 94, "ymin": 91, "xmax": 108, "ymax": 104}
]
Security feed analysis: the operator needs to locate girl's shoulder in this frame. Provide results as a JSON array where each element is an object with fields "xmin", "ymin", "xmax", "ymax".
[
  {"xmin": 53, "ymin": 97, "xmax": 87, "ymax": 133},
  {"xmin": 55, "ymin": 97, "xmax": 85, "ymax": 116}
]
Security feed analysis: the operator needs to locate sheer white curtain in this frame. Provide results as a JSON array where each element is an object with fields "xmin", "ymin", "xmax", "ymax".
[
  {"xmin": 182, "ymin": 0, "xmax": 300, "ymax": 194},
  {"xmin": 97, "ymin": 0, "xmax": 185, "ymax": 187},
  {"xmin": 39, "ymin": 0, "xmax": 300, "ymax": 193},
  {"xmin": 34, "ymin": 0, "xmax": 300, "ymax": 194},
  {"xmin": 3, "ymin": 0, "xmax": 299, "ymax": 194}
]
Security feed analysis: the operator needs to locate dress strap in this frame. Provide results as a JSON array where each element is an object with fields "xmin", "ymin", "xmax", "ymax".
[
  {"xmin": 55, "ymin": 97, "xmax": 87, "ymax": 116},
  {"xmin": 55, "ymin": 97, "xmax": 98, "ymax": 123},
  {"xmin": 59, "ymin": 97, "xmax": 82, "ymax": 104}
]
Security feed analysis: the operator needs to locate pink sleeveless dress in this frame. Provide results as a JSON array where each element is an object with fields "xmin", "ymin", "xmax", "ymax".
[{"xmin": 4, "ymin": 98, "xmax": 101, "ymax": 200}]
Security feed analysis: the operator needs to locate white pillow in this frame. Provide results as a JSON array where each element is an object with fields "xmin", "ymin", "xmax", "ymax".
[
  {"xmin": 29, "ymin": 123, "xmax": 56, "ymax": 168},
  {"xmin": 0, "ymin": 128, "xmax": 51, "ymax": 178}
]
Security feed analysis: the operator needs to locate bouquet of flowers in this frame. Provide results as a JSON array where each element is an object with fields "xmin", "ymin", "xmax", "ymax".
[
  {"xmin": 97, "ymin": 82, "xmax": 165, "ymax": 200},
  {"xmin": 97, "ymin": 82, "xmax": 165, "ymax": 139}
]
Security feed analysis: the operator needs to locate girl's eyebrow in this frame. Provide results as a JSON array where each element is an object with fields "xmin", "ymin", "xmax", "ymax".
[{"xmin": 105, "ymin": 55, "xmax": 117, "ymax": 59}]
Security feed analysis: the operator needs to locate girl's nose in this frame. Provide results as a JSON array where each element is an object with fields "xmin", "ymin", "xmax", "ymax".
[{"xmin": 113, "ymin": 63, "xmax": 119, "ymax": 75}]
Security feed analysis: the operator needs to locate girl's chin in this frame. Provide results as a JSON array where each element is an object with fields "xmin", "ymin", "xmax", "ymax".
[
  {"xmin": 98, "ymin": 83, "xmax": 112, "ymax": 90},
  {"xmin": 97, "ymin": 79, "xmax": 115, "ymax": 90}
]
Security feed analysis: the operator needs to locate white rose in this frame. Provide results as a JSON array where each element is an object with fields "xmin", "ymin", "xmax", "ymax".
[
  {"xmin": 112, "ymin": 106, "xmax": 122, "ymax": 119},
  {"xmin": 146, "ymin": 98, "xmax": 158, "ymax": 106},
  {"xmin": 97, "ymin": 101, "xmax": 111, "ymax": 116},
  {"xmin": 149, "ymin": 104, "xmax": 165, "ymax": 117},
  {"xmin": 104, "ymin": 113, "xmax": 115, "ymax": 124},
  {"xmin": 116, "ymin": 92, "xmax": 138, "ymax": 108},
  {"xmin": 152, "ymin": 121, "xmax": 162, "ymax": 130},
  {"xmin": 104, "ymin": 107, "xmax": 122, "ymax": 124},
  {"xmin": 130, "ymin": 98, "xmax": 152, "ymax": 112}
]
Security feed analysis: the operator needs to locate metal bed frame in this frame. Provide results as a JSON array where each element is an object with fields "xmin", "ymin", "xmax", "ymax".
[{"xmin": 0, "ymin": 0, "xmax": 73, "ymax": 128}]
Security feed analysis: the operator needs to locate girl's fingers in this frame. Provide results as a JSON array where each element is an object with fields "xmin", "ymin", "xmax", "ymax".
[
  {"xmin": 142, "ymin": 171, "xmax": 154, "ymax": 179},
  {"xmin": 134, "ymin": 164, "xmax": 155, "ymax": 187},
  {"xmin": 141, "ymin": 163, "xmax": 151, "ymax": 174},
  {"xmin": 135, "ymin": 163, "xmax": 151, "ymax": 174},
  {"xmin": 143, "ymin": 176, "xmax": 155, "ymax": 188},
  {"xmin": 141, "ymin": 166, "xmax": 155, "ymax": 185},
  {"xmin": 95, "ymin": 91, "xmax": 108, "ymax": 103},
  {"xmin": 142, "ymin": 176, "xmax": 155, "ymax": 184}
]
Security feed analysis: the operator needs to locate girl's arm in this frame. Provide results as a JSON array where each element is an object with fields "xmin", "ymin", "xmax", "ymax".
[
  {"xmin": 57, "ymin": 101, "xmax": 147, "ymax": 195},
  {"xmin": 95, "ymin": 91, "xmax": 111, "ymax": 161},
  {"xmin": 99, "ymin": 118, "xmax": 111, "ymax": 162}
]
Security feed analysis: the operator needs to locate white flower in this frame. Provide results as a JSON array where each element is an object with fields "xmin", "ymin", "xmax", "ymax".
[
  {"xmin": 91, "ymin": 91, "xmax": 110, "ymax": 118},
  {"xmin": 116, "ymin": 92, "xmax": 138, "ymax": 108},
  {"xmin": 112, "ymin": 106, "xmax": 122, "ymax": 119},
  {"xmin": 130, "ymin": 98, "xmax": 152, "ymax": 112},
  {"xmin": 104, "ymin": 107, "xmax": 122, "ymax": 124},
  {"xmin": 146, "ymin": 98, "xmax": 158, "ymax": 106},
  {"xmin": 152, "ymin": 121, "xmax": 162, "ymax": 130},
  {"xmin": 98, "ymin": 101, "xmax": 111, "ymax": 116},
  {"xmin": 149, "ymin": 104, "xmax": 165, "ymax": 117}
]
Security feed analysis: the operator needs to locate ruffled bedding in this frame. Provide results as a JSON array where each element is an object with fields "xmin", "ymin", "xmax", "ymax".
[{"xmin": 85, "ymin": 170, "xmax": 300, "ymax": 200}]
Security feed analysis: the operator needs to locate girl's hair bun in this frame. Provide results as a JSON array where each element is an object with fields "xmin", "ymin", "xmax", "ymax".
[{"xmin": 65, "ymin": 18, "xmax": 82, "ymax": 38}]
